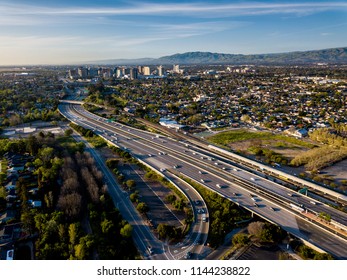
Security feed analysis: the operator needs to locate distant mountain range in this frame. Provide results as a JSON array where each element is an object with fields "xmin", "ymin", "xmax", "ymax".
[{"xmin": 90, "ymin": 47, "xmax": 347, "ymax": 65}]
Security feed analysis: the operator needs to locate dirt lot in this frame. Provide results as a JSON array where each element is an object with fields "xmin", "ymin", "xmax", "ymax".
[
  {"xmin": 321, "ymin": 159, "xmax": 347, "ymax": 185},
  {"xmin": 97, "ymin": 147, "xmax": 186, "ymax": 229}
]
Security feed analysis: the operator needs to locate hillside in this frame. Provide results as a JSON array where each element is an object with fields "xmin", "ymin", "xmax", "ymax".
[
  {"xmin": 158, "ymin": 47, "xmax": 347, "ymax": 65},
  {"xmin": 91, "ymin": 47, "xmax": 347, "ymax": 65}
]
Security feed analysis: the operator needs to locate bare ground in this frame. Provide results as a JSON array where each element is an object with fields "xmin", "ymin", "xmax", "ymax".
[{"xmin": 321, "ymin": 159, "xmax": 347, "ymax": 183}]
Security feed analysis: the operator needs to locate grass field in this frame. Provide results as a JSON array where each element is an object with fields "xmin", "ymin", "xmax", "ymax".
[{"xmin": 207, "ymin": 129, "xmax": 315, "ymax": 149}]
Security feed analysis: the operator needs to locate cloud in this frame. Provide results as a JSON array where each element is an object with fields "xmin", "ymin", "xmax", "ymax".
[{"xmin": 1, "ymin": 1, "xmax": 347, "ymax": 19}]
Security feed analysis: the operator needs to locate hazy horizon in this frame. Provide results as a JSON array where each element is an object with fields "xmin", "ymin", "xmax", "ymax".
[{"xmin": 1, "ymin": 0, "xmax": 347, "ymax": 65}]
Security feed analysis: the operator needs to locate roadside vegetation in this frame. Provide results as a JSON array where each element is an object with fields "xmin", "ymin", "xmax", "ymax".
[
  {"xmin": 0, "ymin": 133, "xmax": 138, "ymax": 260},
  {"xmin": 289, "ymin": 239, "xmax": 334, "ymax": 260},
  {"xmin": 69, "ymin": 123, "xmax": 107, "ymax": 148},
  {"xmin": 181, "ymin": 176, "xmax": 252, "ymax": 248}
]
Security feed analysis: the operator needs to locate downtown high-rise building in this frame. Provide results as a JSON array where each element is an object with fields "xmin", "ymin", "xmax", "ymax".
[
  {"xmin": 130, "ymin": 68, "xmax": 138, "ymax": 80},
  {"xmin": 143, "ymin": 66, "xmax": 151, "ymax": 76},
  {"xmin": 77, "ymin": 67, "xmax": 88, "ymax": 78},
  {"xmin": 157, "ymin": 65, "xmax": 164, "ymax": 76}
]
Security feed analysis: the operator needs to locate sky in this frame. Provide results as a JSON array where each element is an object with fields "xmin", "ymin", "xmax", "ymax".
[{"xmin": 0, "ymin": 0, "xmax": 347, "ymax": 65}]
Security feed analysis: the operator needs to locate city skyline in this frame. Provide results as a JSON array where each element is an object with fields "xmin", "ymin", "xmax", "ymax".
[{"xmin": 0, "ymin": 0, "xmax": 347, "ymax": 65}]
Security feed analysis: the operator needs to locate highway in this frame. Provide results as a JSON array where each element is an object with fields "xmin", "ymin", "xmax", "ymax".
[
  {"xmin": 60, "ymin": 106, "xmax": 210, "ymax": 260},
  {"xmin": 59, "ymin": 102, "xmax": 347, "ymax": 259}
]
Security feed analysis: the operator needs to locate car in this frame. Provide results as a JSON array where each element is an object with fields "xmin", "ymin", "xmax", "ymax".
[
  {"xmin": 160, "ymin": 168, "xmax": 166, "ymax": 172},
  {"xmin": 195, "ymin": 200, "xmax": 200, "ymax": 205},
  {"xmin": 200, "ymin": 179, "xmax": 205, "ymax": 183},
  {"xmin": 270, "ymin": 206, "xmax": 276, "ymax": 211},
  {"xmin": 148, "ymin": 246, "xmax": 153, "ymax": 255},
  {"xmin": 173, "ymin": 165, "xmax": 179, "ymax": 169},
  {"xmin": 148, "ymin": 154, "xmax": 152, "ymax": 157},
  {"xmin": 250, "ymin": 177, "xmax": 255, "ymax": 181},
  {"xmin": 254, "ymin": 203, "xmax": 259, "ymax": 207}
]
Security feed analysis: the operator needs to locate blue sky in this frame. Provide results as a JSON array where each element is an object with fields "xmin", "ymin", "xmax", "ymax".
[{"xmin": 0, "ymin": 0, "xmax": 347, "ymax": 65}]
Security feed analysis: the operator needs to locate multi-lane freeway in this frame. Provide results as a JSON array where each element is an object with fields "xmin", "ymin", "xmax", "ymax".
[{"xmin": 59, "ymin": 102, "xmax": 347, "ymax": 259}]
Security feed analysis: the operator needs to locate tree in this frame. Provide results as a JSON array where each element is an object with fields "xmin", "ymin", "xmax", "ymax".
[
  {"xmin": 126, "ymin": 179, "xmax": 136, "ymax": 190},
  {"xmin": 120, "ymin": 224, "xmax": 132, "ymax": 238},
  {"xmin": 247, "ymin": 221, "xmax": 265, "ymax": 238},
  {"xmin": 74, "ymin": 235, "xmax": 94, "ymax": 260},
  {"xmin": 101, "ymin": 219, "xmax": 114, "ymax": 235},
  {"xmin": 64, "ymin": 129, "xmax": 73, "ymax": 137},
  {"xmin": 69, "ymin": 223, "xmax": 80, "ymax": 248},
  {"xmin": 166, "ymin": 194, "xmax": 177, "ymax": 203},
  {"xmin": 157, "ymin": 224, "xmax": 170, "ymax": 239},
  {"xmin": 38, "ymin": 147, "xmax": 55, "ymax": 167},
  {"xmin": 232, "ymin": 233, "xmax": 250, "ymax": 246},
  {"xmin": 136, "ymin": 202, "xmax": 149, "ymax": 214},
  {"xmin": 129, "ymin": 192, "xmax": 139, "ymax": 202}
]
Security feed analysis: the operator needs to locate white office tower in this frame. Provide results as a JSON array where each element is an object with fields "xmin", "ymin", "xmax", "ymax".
[
  {"xmin": 157, "ymin": 65, "xmax": 164, "ymax": 76},
  {"xmin": 143, "ymin": 66, "xmax": 151, "ymax": 76},
  {"xmin": 116, "ymin": 68, "xmax": 123, "ymax": 78}
]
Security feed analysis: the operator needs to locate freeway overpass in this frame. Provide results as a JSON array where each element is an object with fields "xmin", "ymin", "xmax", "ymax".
[{"xmin": 59, "ymin": 102, "xmax": 347, "ymax": 259}]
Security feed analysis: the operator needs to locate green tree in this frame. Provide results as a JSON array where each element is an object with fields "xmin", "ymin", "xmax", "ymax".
[
  {"xmin": 64, "ymin": 129, "xmax": 73, "ymax": 137},
  {"xmin": 69, "ymin": 223, "xmax": 80, "ymax": 248},
  {"xmin": 101, "ymin": 219, "xmax": 114, "ymax": 235},
  {"xmin": 120, "ymin": 224, "xmax": 133, "ymax": 238},
  {"xmin": 136, "ymin": 202, "xmax": 149, "ymax": 214},
  {"xmin": 232, "ymin": 233, "xmax": 250, "ymax": 246},
  {"xmin": 129, "ymin": 192, "xmax": 139, "ymax": 202},
  {"xmin": 126, "ymin": 179, "xmax": 136, "ymax": 190},
  {"xmin": 38, "ymin": 147, "xmax": 55, "ymax": 167}
]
